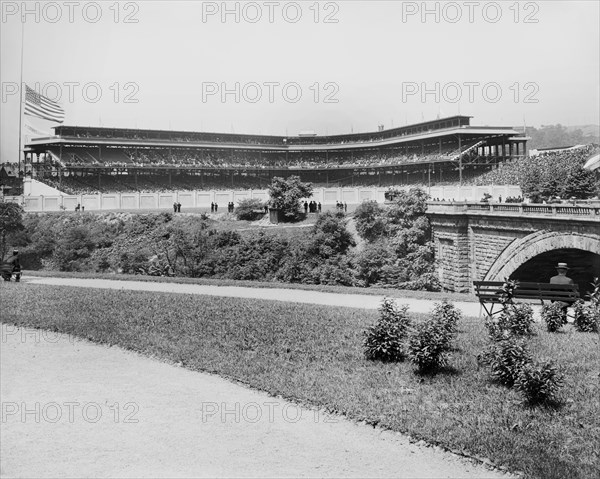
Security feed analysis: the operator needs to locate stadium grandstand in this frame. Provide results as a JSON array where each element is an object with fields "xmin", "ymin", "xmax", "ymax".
[{"xmin": 21, "ymin": 115, "xmax": 528, "ymax": 195}]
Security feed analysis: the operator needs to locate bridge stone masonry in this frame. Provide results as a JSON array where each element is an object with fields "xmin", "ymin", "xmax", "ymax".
[{"xmin": 427, "ymin": 202, "xmax": 600, "ymax": 294}]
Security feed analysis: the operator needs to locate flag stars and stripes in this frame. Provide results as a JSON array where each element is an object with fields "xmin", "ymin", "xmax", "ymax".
[{"xmin": 24, "ymin": 85, "xmax": 65, "ymax": 123}]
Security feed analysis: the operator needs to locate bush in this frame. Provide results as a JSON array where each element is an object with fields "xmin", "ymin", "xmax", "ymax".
[
  {"xmin": 484, "ymin": 316, "xmax": 512, "ymax": 342},
  {"xmin": 407, "ymin": 321, "xmax": 449, "ymax": 373},
  {"xmin": 430, "ymin": 300, "xmax": 462, "ymax": 351},
  {"xmin": 541, "ymin": 303, "xmax": 568, "ymax": 332},
  {"xmin": 496, "ymin": 303, "xmax": 535, "ymax": 337},
  {"xmin": 573, "ymin": 300, "xmax": 599, "ymax": 332},
  {"xmin": 53, "ymin": 226, "xmax": 96, "ymax": 271},
  {"xmin": 515, "ymin": 361, "xmax": 563, "ymax": 405},
  {"xmin": 364, "ymin": 299, "xmax": 411, "ymax": 362},
  {"xmin": 479, "ymin": 337, "xmax": 532, "ymax": 386},
  {"xmin": 235, "ymin": 199, "xmax": 266, "ymax": 221}
]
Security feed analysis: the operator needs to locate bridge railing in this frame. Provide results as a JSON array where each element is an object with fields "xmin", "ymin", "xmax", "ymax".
[{"xmin": 427, "ymin": 202, "xmax": 600, "ymax": 217}]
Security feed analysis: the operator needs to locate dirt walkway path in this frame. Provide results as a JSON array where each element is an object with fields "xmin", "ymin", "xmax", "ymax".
[
  {"xmin": 1, "ymin": 323, "xmax": 511, "ymax": 478},
  {"xmin": 24, "ymin": 276, "xmax": 485, "ymax": 317}
]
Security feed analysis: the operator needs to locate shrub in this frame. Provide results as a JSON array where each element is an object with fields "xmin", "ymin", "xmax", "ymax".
[
  {"xmin": 515, "ymin": 361, "xmax": 563, "ymax": 405},
  {"xmin": 484, "ymin": 316, "xmax": 512, "ymax": 342},
  {"xmin": 499, "ymin": 279, "xmax": 519, "ymax": 306},
  {"xmin": 479, "ymin": 337, "xmax": 532, "ymax": 386},
  {"xmin": 430, "ymin": 300, "xmax": 462, "ymax": 351},
  {"xmin": 307, "ymin": 212, "xmax": 355, "ymax": 258},
  {"xmin": 364, "ymin": 299, "xmax": 411, "ymax": 362},
  {"xmin": 498, "ymin": 303, "xmax": 535, "ymax": 336},
  {"xmin": 541, "ymin": 303, "xmax": 568, "ymax": 332},
  {"xmin": 353, "ymin": 241, "xmax": 397, "ymax": 287},
  {"xmin": 573, "ymin": 300, "xmax": 599, "ymax": 333},
  {"xmin": 235, "ymin": 199, "xmax": 266, "ymax": 221},
  {"xmin": 53, "ymin": 226, "xmax": 96, "ymax": 271},
  {"xmin": 483, "ymin": 303, "xmax": 534, "ymax": 341},
  {"xmin": 407, "ymin": 321, "xmax": 449, "ymax": 373}
]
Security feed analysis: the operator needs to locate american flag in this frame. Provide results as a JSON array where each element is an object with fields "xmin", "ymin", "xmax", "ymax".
[{"xmin": 24, "ymin": 84, "xmax": 65, "ymax": 123}]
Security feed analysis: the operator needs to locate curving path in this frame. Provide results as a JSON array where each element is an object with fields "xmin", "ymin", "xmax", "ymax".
[
  {"xmin": 1, "ymin": 278, "xmax": 514, "ymax": 478},
  {"xmin": 24, "ymin": 276, "xmax": 484, "ymax": 316}
]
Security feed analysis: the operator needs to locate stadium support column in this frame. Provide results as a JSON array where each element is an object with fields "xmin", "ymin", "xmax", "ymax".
[
  {"xmin": 458, "ymin": 135, "xmax": 462, "ymax": 187},
  {"xmin": 428, "ymin": 163, "xmax": 431, "ymax": 191}
]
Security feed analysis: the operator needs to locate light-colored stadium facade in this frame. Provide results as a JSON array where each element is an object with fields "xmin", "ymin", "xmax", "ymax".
[{"xmin": 23, "ymin": 115, "xmax": 528, "ymax": 193}]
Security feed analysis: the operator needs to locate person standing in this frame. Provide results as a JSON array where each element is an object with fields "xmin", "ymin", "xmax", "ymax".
[
  {"xmin": 177, "ymin": 202, "xmax": 181, "ymax": 213},
  {"xmin": 173, "ymin": 202, "xmax": 178, "ymax": 213}
]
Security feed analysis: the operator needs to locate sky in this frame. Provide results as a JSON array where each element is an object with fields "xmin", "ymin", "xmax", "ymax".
[{"xmin": 1, "ymin": 0, "xmax": 599, "ymax": 162}]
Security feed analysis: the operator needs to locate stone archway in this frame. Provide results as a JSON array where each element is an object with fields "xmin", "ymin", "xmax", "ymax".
[{"xmin": 485, "ymin": 231, "xmax": 600, "ymax": 282}]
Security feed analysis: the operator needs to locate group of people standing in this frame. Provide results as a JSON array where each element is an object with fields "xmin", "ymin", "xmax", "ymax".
[
  {"xmin": 336, "ymin": 201, "xmax": 348, "ymax": 212},
  {"xmin": 227, "ymin": 202, "xmax": 235, "ymax": 213},
  {"xmin": 210, "ymin": 202, "xmax": 219, "ymax": 213},
  {"xmin": 172, "ymin": 202, "xmax": 182, "ymax": 213},
  {"xmin": 303, "ymin": 201, "xmax": 321, "ymax": 214}
]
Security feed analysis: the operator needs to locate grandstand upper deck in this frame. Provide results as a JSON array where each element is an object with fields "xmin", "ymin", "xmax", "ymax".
[{"xmin": 25, "ymin": 115, "xmax": 521, "ymax": 153}]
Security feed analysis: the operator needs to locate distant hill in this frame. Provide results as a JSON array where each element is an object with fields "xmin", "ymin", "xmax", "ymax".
[
  {"xmin": 566, "ymin": 124, "xmax": 600, "ymax": 138},
  {"xmin": 518, "ymin": 124, "xmax": 599, "ymax": 150}
]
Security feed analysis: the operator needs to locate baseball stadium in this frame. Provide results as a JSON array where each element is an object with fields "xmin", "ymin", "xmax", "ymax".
[{"xmin": 15, "ymin": 115, "xmax": 527, "ymax": 197}]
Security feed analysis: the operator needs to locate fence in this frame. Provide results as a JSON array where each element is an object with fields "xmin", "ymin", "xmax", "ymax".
[{"xmin": 3, "ymin": 185, "xmax": 522, "ymax": 212}]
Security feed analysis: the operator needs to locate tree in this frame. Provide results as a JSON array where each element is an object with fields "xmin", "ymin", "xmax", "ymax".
[
  {"xmin": 268, "ymin": 176, "xmax": 313, "ymax": 222},
  {"xmin": 386, "ymin": 187, "xmax": 430, "ymax": 234},
  {"xmin": 0, "ymin": 202, "xmax": 24, "ymax": 261},
  {"xmin": 352, "ymin": 187, "xmax": 439, "ymax": 290},
  {"xmin": 353, "ymin": 201, "xmax": 386, "ymax": 242},
  {"xmin": 519, "ymin": 147, "xmax": 598, "ymax": 201}
]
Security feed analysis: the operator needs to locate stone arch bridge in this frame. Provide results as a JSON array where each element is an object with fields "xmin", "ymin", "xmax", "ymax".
[{"xmin": 428, "ymin": 203, "xmax": 600, "ymax": 295}]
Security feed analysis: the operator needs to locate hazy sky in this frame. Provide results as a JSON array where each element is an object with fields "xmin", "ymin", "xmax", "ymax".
[{"xmin": 1, "ymin": 0, "xmax": 599, "ymax": 161}]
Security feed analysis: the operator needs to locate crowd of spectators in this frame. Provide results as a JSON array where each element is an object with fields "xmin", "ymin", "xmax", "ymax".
[
  {"xmin": 472, "ymin": 144, "xmax": 599, "ymax": 187},
  {"xmin": 46, "ymin": 146, "xmax": 464, "ymax": 171},
  {"xmin": 38, "ymin": 173, "xmax": 270, "ymax": 195}
]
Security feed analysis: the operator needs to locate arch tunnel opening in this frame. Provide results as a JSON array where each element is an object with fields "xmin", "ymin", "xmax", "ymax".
[{"xmin": 509, "ymin": 249, "xmax": 600, "ymax": 298}]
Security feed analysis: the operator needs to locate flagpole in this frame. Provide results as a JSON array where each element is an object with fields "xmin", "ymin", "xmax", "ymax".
[{"xmin": 17, "ymin": 20, "xmax": 25, "ymax": 175}]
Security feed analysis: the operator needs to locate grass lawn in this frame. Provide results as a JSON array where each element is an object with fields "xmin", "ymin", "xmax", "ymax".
[{"xmin": 2, "ymin": 283, "xmax": 598, "ymax": 479}]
